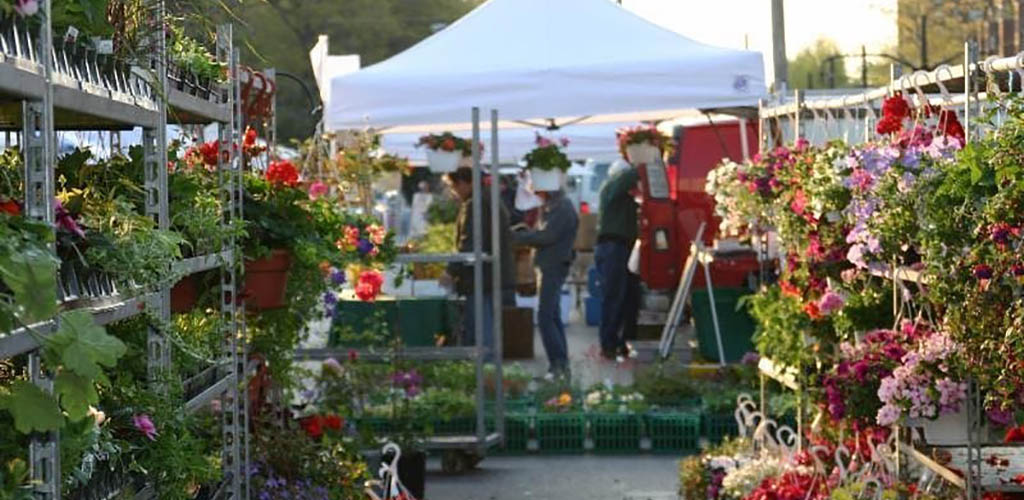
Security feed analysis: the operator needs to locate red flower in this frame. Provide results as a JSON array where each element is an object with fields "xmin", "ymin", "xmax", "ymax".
[
  {"xmin": 354, "ymin": 269, "xmax": 385, "ymax": 302},
  {"xmin": 937, "ymin": 109, "xmax": 965, "ymax": 145},
  {"xmin": 348, "ymin": 349, "xmax": 358, "ymax": 362},
  {"xmin": 441, "ymin": 138, "xmax": 456, "ymax": 152},
  {"xmin": 266, "ymin": 160, "xmax": 299, "ymax": 187},
  {"xmin": 300, "ymin": 415, "xmax": 323, "ymax": 439},
  {"xmin": 1004, "ymin": 425, "xmax": 1024, "ymax": 443},
  {"xmin": 243, "ymin": 127, "xmax": 257, "ymax": 148},
  {"xmin": 882, "ymin": 93, "xmax": 911, "ymax": 120},
  {"xmin": 803, "ymin": 301, "xmax": 822, "ymax": 320},
  {"xmin": 198, "ymin": 140, "xmax": 219, "ymax": 167},
  {"xmin": 875, "ymin": 115, "xmax": 903, "ymax": 135},
  {"xmin": 0, "ymin": 199, "xmax": 20, "ymax": 216},
  {"xmin": 779, "ymin": 280, "xmax": 802, "ymax": 299},
  {"xmin": 323, "ymin": 414, "xmax": 343, "ymax": 431}
]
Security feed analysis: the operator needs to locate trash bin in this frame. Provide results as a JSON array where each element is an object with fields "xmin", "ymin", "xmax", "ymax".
[{"xmin": 692, "ymin": 288, "xmax": 755, "ymax": 363}]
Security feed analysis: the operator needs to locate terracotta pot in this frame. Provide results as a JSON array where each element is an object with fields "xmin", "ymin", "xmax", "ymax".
[
  {"xmin": 170, "ymin": 275, "xmax": 198, "ymax": 313},
  {"xmin": 243, "ymin": 249, "xmax": 293, "ymax": 310}
]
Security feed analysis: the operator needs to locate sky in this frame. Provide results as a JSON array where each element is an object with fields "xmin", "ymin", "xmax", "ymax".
[{"xmin": 620, "ymin": 0, "xmax": 898, "ymax": 80}]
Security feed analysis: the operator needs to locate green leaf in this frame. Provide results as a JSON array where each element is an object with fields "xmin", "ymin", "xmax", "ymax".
[
  {"xmin": 0, "ymin": 381, "xmax": 63, "ymax": 434},
  {"xmin": 54, "ymin": 371, "xmax": 98, "ymax": 421},
  {"xmin": 0, "ymin": 248, "xmax": 57, "ymax": 324},
  {"xmin": 48, "ymin": 310, "xmax": 126, "ymax": 379}
]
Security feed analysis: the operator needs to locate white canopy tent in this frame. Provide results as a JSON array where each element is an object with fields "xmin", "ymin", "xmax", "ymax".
[
  {"xmin": 379, "ymin": 113, "xmax": 746, "ymax": 165},
  {"xmin": 324, "ymin": 0, "xmax": 765, "ymax": 133}
]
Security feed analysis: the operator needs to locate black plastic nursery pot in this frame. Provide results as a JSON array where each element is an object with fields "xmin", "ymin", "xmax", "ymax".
[{"xmin": 382, "ymin": 449, "xmax": 426, "ymax": 500}]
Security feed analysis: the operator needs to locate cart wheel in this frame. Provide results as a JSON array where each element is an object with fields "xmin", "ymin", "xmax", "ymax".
[
  {"xmin": 441, "ymin": 450, "xmax": 469, "ymax": 474},
  {"xmin": 466, "ymin": 452, "xmax": 484, "ymax": 469}
]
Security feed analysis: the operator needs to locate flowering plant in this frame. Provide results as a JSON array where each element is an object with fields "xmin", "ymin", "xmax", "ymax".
[
  {"xmin": 582, "ymin": 384, "xmax": 648, "ymax": 413},
  {"xmin": 523, "ymin": 133, "xmax": 571, "ymax": 171},
  {"xmin": 875, "ymin": 323, "xmax": 967, "ymax": 426},
  {"xmin": 266, "ymin": 159, "xmax": 300, "ymax": 187},
  {"xmin": 415, "ymin": 131, "xmax": 475, "ymax": 157},
  {"xmin": 542, "ymin": 392, "xmax": 575, "ymax": 413},
  {"xmin": 616, "ymin": 124, "xmax": 674, "ymax": 157}
]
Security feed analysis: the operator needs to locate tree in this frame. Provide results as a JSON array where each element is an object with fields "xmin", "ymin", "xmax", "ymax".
[
  {"xmin": 890, "ymin": 0, "xmax": 996, "ymax": 70},
  {"xmin": 788, "ymin": 38, "xmax": 850, "ymax": 89},
  {"xmin": 230, "ymin": 0, "xmax": 482, "ymax": 142}
]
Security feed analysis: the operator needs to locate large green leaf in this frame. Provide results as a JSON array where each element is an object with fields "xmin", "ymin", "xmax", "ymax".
[
  {"xmin": 54, "ymin": 371, "xmax": 98, "ymax": 422},
  {"xmin": 48, "ymin": 310, "xmax": 126, "ymax": 379},
  {"xmin": 0, "ymin": 381, "xmax": 63, "ymax": 434},
  {"xmin": 0, "ymin": 248, "xmax": 57, "ymax": 324}
]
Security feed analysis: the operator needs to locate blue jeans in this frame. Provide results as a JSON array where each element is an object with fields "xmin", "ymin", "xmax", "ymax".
[
  {"xmin": 595, "ymin": 240, "xmax": 641, "ymax": 351},
  {"xmin": 537, "ymin": 265, "xmax": 569, "ymax": 371},
  {"xmin": 463, "ymin": 293, "xmax": 495, "ymax": 362}
]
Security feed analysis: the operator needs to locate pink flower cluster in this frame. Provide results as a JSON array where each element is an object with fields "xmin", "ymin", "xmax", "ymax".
[{"xmin": 876, "ymin": 325, "xmax": 966, "ymax": 426}]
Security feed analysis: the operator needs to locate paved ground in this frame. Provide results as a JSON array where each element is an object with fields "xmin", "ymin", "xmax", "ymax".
[{"xmin": 424, "ymin": 455, "xmax": 680, "ymax": 500}]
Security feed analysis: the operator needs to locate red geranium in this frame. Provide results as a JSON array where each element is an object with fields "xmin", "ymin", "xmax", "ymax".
[
  {"xmin": 199, "ymin": 140, "xmax": 219, "ymax": 167},
  {"xmin": 0, "ymin": 199, "xmax": 20, "ymax": 216},
  {"xmin": 1005, "ymin": 425, "xmax": 1024, "ymax": 443},
  {"xmin": 266, "ymin": 159, "xmax": 299, "ymax": 187},
  {"xmin": 937, "ymin": 109, "xmax": 965, "ymax": 145},
  {"xmin": 300, "ymin": 415, "xmax": 323, "ymax": 439},
  {"xmin": 779, "ymin": 280, "xmax": 802, "ymax": 299},
  {"xmin": 354, "ymin": 269, "xmax": 384, "ymax": 302},
  {"xmin": 323, "ymin": 414, "xmax": 343, "ymax": 431},
  {"xmin": 876, "ymin": 93, "xmax": 911, "ymax": 135}
]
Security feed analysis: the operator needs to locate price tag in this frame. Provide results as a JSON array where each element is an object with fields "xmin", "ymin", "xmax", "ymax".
[
  {"xmin": 64, "ymin": 26, "xmax": 79, "ymax": 44},
  {"xmin": 94, "ymin": 38, "xmax": 114, "ymax": 55}
]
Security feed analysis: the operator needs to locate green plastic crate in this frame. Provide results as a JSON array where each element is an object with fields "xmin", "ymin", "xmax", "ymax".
[
  {"xmin": 431, "ymin": 416, "xmax": 476, "ymax": 435},
  {"xmin": 587, "ymin": 413, "xmax": 642, "ymax": 453},
  {"xmin": 645, "ymin": 412, "xmax": 700, "ymax": 453},
  {"xmin": 692, "ymin": 288, "xmax": 756, "ymax": 363},
  {"xmin": 702, "ymin": 411, "xmax": 739, "ymax": 444},
  {"xmin": 503, "ymin": 413, "xmax": 532, "ymax": 452},
  {"xmin": 535, "ymin": 413, "xmax": 585, "ymax": 453}
]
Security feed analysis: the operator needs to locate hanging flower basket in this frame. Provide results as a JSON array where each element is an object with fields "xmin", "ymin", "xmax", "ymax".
[
  {"xmin": 243, "ymin": 249, "xmax": 293, "ymax": 310},
  {"xmin": 625, "ymin": 142, "xmax": 662, "ymax": 165},
  {"xmin": 170, "ymin": 275, "xmax": 199, "ymax": 313},
  {"xmin": 425, "ymin": 149, "xmax": 461, "ymax": 173},
  {"xmin": 530, "ymin": 168, "xmax": 563, "ymax": 191}
]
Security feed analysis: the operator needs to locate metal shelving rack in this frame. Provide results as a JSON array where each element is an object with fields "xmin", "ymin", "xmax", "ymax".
[
  {"xmin": 757, "ymin": 42, "xmax": 1024, "ymax": 500},
  {"xmin": 0, "ymin": 1, "xmax": 246, "ymax": 498},
  {"xmin": 295, "ymin": 108, "xmax": 506, "ymax": 468}
]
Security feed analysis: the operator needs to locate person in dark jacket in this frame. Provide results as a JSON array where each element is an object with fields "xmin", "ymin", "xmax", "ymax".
[
  {"xmin": 443, "ymin": 168, "xmax": 515, "ymax": 360},
  {"xmin": 513, "ymin": 188, "xmax": 578, "ymax": 378},
  {"xmin": 595, "ymin": 160, "xmax": 641, "ymax": 360}
]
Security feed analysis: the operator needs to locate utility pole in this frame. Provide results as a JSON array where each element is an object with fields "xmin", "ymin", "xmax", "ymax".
[
  {"xmin": 771, "ymin": 0, "xmax": 788, "ymax": 92},
  {"xmin": 919, "ymin": 14, "xmax": 928, "ymax": 69},
  {"xmin": 861, "ymin": 45, "xmax": 868, "ymax": 88}
]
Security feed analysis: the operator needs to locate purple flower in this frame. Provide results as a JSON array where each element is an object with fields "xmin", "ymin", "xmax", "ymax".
[
  {"xmin": 330, "ymin": 269, "xmax": 346, "ymax": 285},
  {"xmin": 876, "ymin": 404, "xmax": 900, "ymax": 426},
  {"xmin": 987, "ymin": 407, "xmax": 1014, "ymax": 426},
  {"xmin": 356, "ymin": 238, "xmax": 374, "ymax": 255},
  {"xmin": 973, "ymin": 264, "xmax": 993, "ymax": 280},
  {"xmin": 559, "ymin": 137, "xmax": 570, "ymax": 148},
  {"xmin": 740, "ymin": 351, "xmax": 760, "ymax": 365},
  {"xmin": 817, "ymin": 290, "xmax": 845, "ymax": 315},
  {"xmin": 322, "ymin": 291, "xmax": 337, "ymax": 306}
]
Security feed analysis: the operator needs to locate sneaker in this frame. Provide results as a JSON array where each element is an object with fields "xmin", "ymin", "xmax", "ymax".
[
  {"xmin": 599, "ymin": 348, "xmax": 618, "ymax": 361},
  {"xmin": 617, "ymin": 343, "xmax": 637, "ymax": 360}
]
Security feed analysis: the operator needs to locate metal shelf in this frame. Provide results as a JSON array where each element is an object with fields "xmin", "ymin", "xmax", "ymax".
[
  {"xmin": 757, "ymin": 357, "xmax": 800, "ymax": 391},
  {"xmin": 167, "ymin": 88, "xmax": 231, "ymax": 124},
  {"xmin": 904, "ymin": 445, "xmax": 967, "ymax": 489},
  {"xmin": 904, "ymin": 443, "xmax": 1024, "ymax": 492},
  {"xmin": 869, "ymin": 265, "xmax": 929, "ymax": 284},
  {"xmin": 172, "ymin": 250, "xmax": 233, "ymax": 276},
  {"xmin": 395, "ymin": 252, "xmax": 493, "ymax": 264},
  {"xmin": 425, "ymin": 432, "xmax": 502, "ymax": 450},
  {"xmin": 295, "ymin": 346, "xmax": 480, "ymax": 362},
  {"xmin": 0, "ymin": 58, "xmax": 45, "ymax": 100},
  {"xmin": 50, "ymin": 81, "xmax": 160, "ymax": 130},
  {"xmin": 0, "ymin": 293, "xmax": 151, "ymax": 359},
  {"xmin": 185, "ymin": 373, "xmax": 233, "ymax": 414}
]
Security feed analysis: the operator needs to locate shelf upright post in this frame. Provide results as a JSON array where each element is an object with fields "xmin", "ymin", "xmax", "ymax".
[
  {"xmin": 489, "ymin": 108, "xmax": 504, "ymax": 445},
  {"xmin": 238, "ymin": 47, "xmax": 252, "ymax": 500},
  {"xmin": 216, "ymin": 23, "xmax": 246, "ymax": 500},
  {"xmin": 792, "ymin": 89, "xmax": 802, "ymax": 144},
  {"xmin": 143, "ymin": 0, "xmax": 171, "ymax": 382},
  {"xmin": 263, "ymin": 68, "xmax": 277, "ymax": 161},
  {"xmin": 24, "ymin": 1, "xmax": 59, "ymax": 497},
  {"xmin": 964, "ymin": 41, "xmax": 979, "ymax": 143},
  {"xmin": 471, "ymin": 107, "xmax": 486, "ymax": 451}
]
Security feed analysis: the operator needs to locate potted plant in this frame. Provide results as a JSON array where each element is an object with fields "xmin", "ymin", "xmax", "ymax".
[
  {"xmin": 522, "ymin": 134, "xmax": 570, "ymax": 191},
  {"xmin": 242, "ymin": 158, "xmax": 308, "ymax": 310},
  {"xmin": 415, "ymin": 132, "xmax": 474, "ymax": 173},
  {"xmin": 616, "ymin": 124, "xmax": 673, "ymax": 165}
]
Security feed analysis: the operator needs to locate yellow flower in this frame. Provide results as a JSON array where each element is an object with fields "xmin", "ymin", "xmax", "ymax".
[{"xmin": 557, "ymin": 393, "xmax": 572, "ymax": 406}]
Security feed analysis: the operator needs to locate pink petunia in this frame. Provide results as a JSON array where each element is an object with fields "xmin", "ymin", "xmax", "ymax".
[
  {"xmin": 132, "ymin": 414, "xmax": 158, "ymax": 441},
  {"xmin": 308, "ymin": 181, "xmax": 328, "ymax": 200}
]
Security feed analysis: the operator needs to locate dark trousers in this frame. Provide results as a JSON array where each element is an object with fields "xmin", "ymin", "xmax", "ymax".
[
  {"xmin": 537, "ymin": 264, "xmax": 569, "ymax": 371},
  {"xmin": 596, "ymin": 240, "xmax": 641, "ymax": 351}
]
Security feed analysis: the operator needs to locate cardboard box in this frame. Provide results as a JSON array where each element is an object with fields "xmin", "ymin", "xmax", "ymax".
[
  {"xmin": 574, "ymin": 213, "xmax": 598, "ymax": 250},
  {"xmin": 515, "ymin": 247, "xmax": 536, "ymax": 296}
]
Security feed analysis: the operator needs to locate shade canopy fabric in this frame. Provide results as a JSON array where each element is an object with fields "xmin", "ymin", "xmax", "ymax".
[{"xmin": 324, "ymin": 0, "xmax": 765, "ymax": 132}]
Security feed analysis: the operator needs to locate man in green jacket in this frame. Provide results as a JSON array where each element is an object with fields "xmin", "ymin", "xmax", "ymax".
[{"xmin": 595, "ymin": 159, "xmax": 641, "ymax": 360}]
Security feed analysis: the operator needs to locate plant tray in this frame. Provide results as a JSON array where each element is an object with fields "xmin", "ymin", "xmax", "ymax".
[
  {"xmin": 702, "ymin": 411, "xmax": 740, "ymax": 445},
  {"xmin": 588, "ymin": 413, "xmax": 643, "ymax": 453},
  {"xmin": 535, "ymin": 413, "xmax": 585, "ymax": 453},
  {"xmin": 645, "ymin": 412, "xmax": 700, "ymax": 453},
  {"xmin": 502, "ymin": 413, "xmax": 532, "ymax": 452}
]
